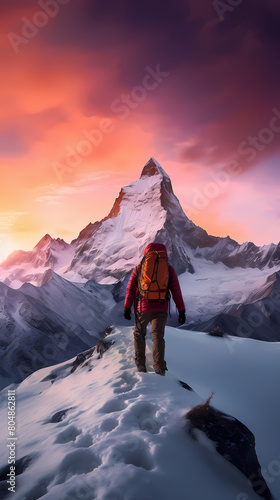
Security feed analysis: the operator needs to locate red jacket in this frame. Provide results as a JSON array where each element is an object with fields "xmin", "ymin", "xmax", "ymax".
[{"xmin": 124, "ymin": 243, "xmax": 185, "ymax": 314}]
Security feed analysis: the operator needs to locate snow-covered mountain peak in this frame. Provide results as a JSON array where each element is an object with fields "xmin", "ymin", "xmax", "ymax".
[
  {"xmin": 34, "ymin": 233, "xmax": 53, "ymax": 249},
  {"xmin": 0, "ymin": 234, "xmax": 75, "ymax": 288},
  {"xmin": 1, "ymin": 158, "xmax": 280, "ymax": 289},
  {"xmin": 66, "ymin": 158, "xmax": 201, "ymax": 282},
  {"xmin": 96, "ymin": 159, "xmax": 171, "ymax": 226},
  {"xmin": 141, "ymin": 157, "xmax": 171, "ymax": 180},
  {"xmin": 67, "ymin": 162, "xmax": 172, "ymax": 283},
  {"xmin": 34, "ymin": 233, "xmax": 69, "ymax": 252}
]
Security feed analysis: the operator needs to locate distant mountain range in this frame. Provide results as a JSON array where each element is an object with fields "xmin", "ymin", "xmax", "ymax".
[
  {"xmin": 1, "ymin": 157, "xmax": 279, "ymax": 288},
  {"xmin": 0, "ymin": 158, "xmax": 279, "ymax": 387}
]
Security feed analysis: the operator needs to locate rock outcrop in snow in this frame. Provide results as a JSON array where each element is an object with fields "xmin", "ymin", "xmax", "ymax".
[{"xmin": 186, "ymin": 397, "xmax": 272, "ymax": 499}]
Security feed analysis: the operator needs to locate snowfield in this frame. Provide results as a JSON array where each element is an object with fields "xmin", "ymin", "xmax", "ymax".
[
  {"xmin": 0, "ymin": 325, "xmax": 280, "ymax": 500},
  {"xmin": 178, "ymin": 259, "xmax": 280, "ymax": 323}
]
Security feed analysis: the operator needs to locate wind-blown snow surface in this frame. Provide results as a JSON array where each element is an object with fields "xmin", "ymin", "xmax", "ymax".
[{"xmin": 1, "ymin": 326, "xmax": 279, "ymax": 500}]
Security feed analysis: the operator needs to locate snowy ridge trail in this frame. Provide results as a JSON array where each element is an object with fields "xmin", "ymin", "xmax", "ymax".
[{"xmin": 1, "ymin": 326, "xmax": 280, "ymax": 500}]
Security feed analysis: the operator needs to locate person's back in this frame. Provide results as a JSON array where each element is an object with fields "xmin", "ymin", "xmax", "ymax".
[{"xmin": 124, "ymin": 243, "xmax": 186, "ymax": 375}]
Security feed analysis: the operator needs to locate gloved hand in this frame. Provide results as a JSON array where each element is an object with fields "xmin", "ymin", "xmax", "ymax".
[
  {"xmin": 178, "ymin": 311, "xmax": 186, "ymax": 325},
  {"xmin": 124, "ymin": 308, "xmax": 131, "ymax": 320}
]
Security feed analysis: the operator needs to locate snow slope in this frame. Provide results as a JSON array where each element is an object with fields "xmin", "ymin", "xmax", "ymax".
[
  {"xmin": 178, "ymin": 261, "xmax": 280, "ymax": 323},
  {"xmin": 0, "ymin": 326, "xmax": 279, "ymax": 500}
]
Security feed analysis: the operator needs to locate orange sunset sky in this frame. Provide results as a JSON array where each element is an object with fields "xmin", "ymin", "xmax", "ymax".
[{"xmin": 0, "ymin": 0, "xmax": 280, "ymax": 262}]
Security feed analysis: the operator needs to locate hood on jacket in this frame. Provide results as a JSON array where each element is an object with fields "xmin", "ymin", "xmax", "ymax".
[{"xmin": 144, "ymin": 243, "xmax": 167, "ymax": 255}]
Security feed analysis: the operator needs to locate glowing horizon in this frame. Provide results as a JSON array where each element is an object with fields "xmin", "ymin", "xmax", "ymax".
[{"xmin": 0, "ymin": 1, "xmax": 279, "ymax": 263}]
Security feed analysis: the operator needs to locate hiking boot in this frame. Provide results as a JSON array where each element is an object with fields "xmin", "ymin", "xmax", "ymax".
[
  {"xmin": 155, "ymin": 368, "xmax": 165, "ymax": 376},
  {"xmin": 136, "ymin": 365, "xmax": 147, "ymax": 373}
]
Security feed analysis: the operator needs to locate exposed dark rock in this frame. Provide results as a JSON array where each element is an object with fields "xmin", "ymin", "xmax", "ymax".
[
  {"xmin": 48, "ymin": 407, "xmax": 75, "ymax": 424},
  {"xmin": 0, "ymin": 455, "xmax": 35, "ymax": 481},
  {"xmin": 103, "ymin": 189, "xmax": 125, "ymax": 220},
  {"xmin": 70, "ymin": 347, "xmax": 96, "ymax": 373},
  {"xmin": 96, "ymin": 338, "xmax": 113, "ymax": 358},
  {"xmin": 104, "ymin": 325, "xmax": 113, "ymax": 336},
  {"xmin": 71, "ymin": 339, "xmax": 114, "ymax": 373},
  {"xmin": 186, "ymin": 397, "xmax": 272, "ymax": 500},
  {"xmin": 178, "ymin": 380, "xmax": 194, "ymax": 392},
  {"xmin": 208, "ymin": 326, "xmax": 227, "ymax": 337},
  {"xmin": 71, "ymin": 221, "xmax": 101, "ymax": 244},
  {"xmin": 141, "ymin": 157, "xmax": 160, "ymax": 177}
]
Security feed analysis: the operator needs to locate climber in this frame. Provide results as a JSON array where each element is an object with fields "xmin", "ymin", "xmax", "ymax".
[{"xmin": 124, "ymin": 243, "xmax": 186, "ymax": 376}]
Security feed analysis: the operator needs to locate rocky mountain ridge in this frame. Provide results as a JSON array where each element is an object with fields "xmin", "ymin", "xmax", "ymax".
[{"xmin": 0, "ymin": 157, "xmax": 279, "ymax": 288}]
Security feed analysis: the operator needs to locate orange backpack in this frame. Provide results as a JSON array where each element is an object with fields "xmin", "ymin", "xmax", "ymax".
[{"xmin": 138, "ymin": 250, "xmax": 169, "ymax": 301}]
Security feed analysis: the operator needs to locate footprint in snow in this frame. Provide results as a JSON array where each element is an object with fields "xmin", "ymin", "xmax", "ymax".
[
  {"xmin": 54, "ymin": 449, "xmax": 101, "ymax": 485},
  {"xmin": 107, "ymin": 437, "xmax": 154, "ymax": 471},
  {"xmin": 112, "ymin": 370, "xmax": 138, "ymax": 387},
  {"xmin": 112, "ymin": 370, "xmax": 138, "ymax": 394},
  {"xmin": 118, "ymin": 347, "xmax": 127, "ymax": 355},
  {"xmin": 99, "ymin": 397, "xmax": 128, "ymax": 414},
  {"xmin": 120, "ymin": 400, "xmax": 162, "ymax": 434},
  {"xmin": 113, "ymin": 385, "xmax": 133, "ymax": 394},
  {"xmin": 54, "ymin": 425, "xmax": 81, "ymax": 444},
  {"xmin": 99, "ymin": 416, "xmax": 119, "ymax": 433},
  {"xmin": 75, "ymin": 433, "xmax": 93, "ymax": 448}
]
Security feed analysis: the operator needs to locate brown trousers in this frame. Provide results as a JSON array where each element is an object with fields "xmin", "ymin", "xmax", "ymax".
[{"xmin": 134, "ymin": 311, "xmax": 168, "ymax": 370}]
